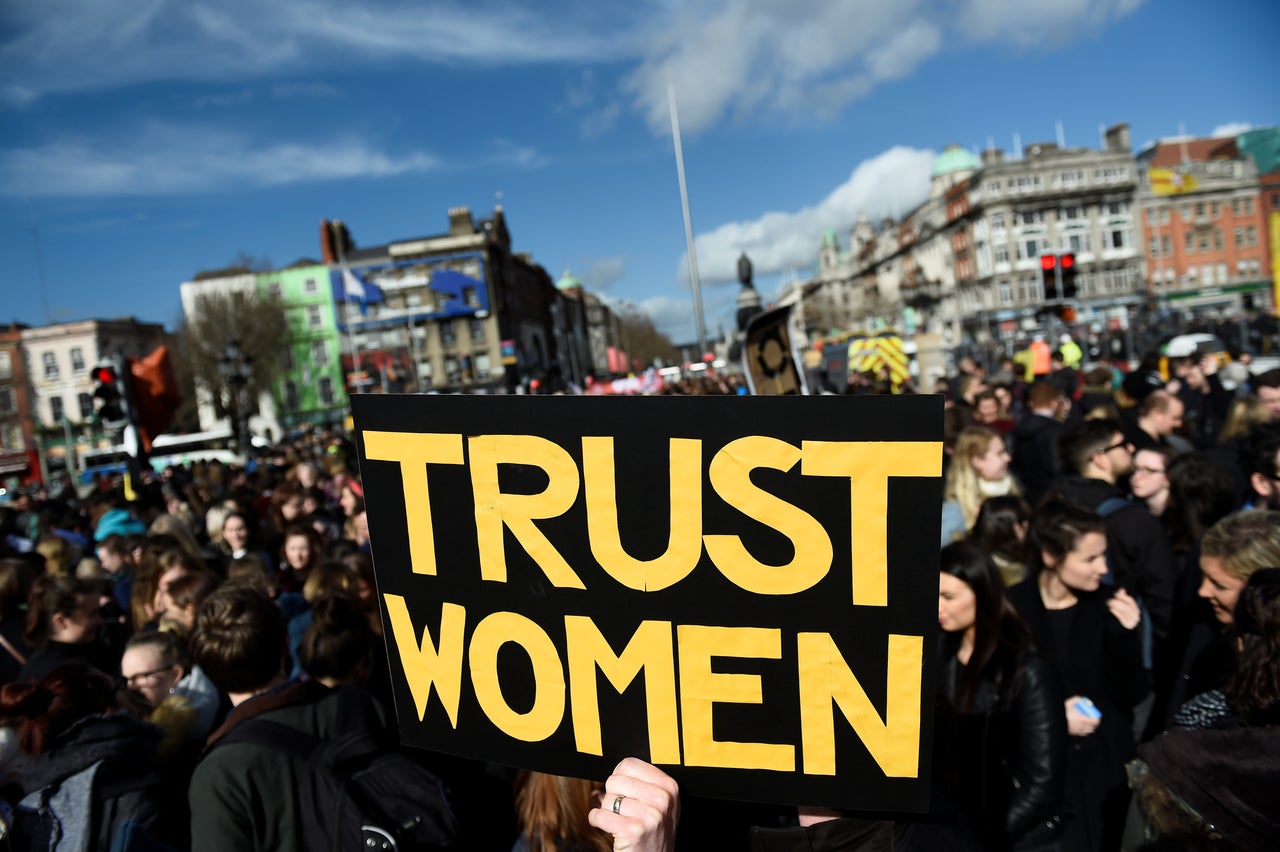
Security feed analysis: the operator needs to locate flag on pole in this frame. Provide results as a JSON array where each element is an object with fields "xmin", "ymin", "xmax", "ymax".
[{"xmin": 336, "ymin": 268, "xmax": 384, "ymax": 315}]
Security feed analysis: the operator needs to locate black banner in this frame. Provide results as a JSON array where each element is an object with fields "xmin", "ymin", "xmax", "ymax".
[{"xmin": 352, "ymin": 393, "xmax": 942, "ymax": 811}]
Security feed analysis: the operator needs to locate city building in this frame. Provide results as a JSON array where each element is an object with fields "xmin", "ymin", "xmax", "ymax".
[
  {"xmin": 1135, "ymin": 134, "xmax": 1269, "ymax": 313},
  {"xmin": 262, "ymin": 262, "xmax": 348, "ymax": 431},
  {"xmin": 0, "ymin": 323, "xmax": 37, "ymax": 489},
  {"xmin": 20, "ymin": 318, "xmax": 166, "ymax": 481},
  {"xmin": 803, "ymin": 124, "xmax": 1142, "ymax": 350},
  {"xmin": 327, "ymin": 206, "xmax": 593, "ymax": 394}
]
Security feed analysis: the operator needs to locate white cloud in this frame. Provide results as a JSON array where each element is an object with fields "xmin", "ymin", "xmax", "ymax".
[
  {"xmin": 681, "ymin": 145, "xmax": 936, "ymax": 286},
  {"xmin": 1, "ymin": 0, "xmax": 643, "ymax": 104},
  {"xmin": 0, "ymin": 122, "xmax": 440, "ymax": 197},
  {"xmin": 955, "ymin": 0, "xmax": 1146, "ymax": 48},
  {"xmin": 484, "ymin": 139, "xmax": 548, "ymax": 170},
  {"xmin": 578, "ymin": 257, "xmax": 627, "ymax": 291},
  {"xmin": 1211, "ymin": 122, "xmax": 1253, "ymax": 138}
]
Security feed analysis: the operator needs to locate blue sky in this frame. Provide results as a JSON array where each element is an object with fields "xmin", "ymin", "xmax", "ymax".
[{"xmin": 1, "ymin": 0, "xmax": 1276, "ymax": 343}]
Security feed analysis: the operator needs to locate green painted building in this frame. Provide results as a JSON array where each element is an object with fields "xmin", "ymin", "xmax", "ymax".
[{"xmin": 258, "ymin": 263, "xmax": 348, "ymax": 430}]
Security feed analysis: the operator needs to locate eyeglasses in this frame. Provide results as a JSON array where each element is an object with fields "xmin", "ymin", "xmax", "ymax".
[
  {"xmin": 121, "ymin": 666, "xmax": 174, "ymax": 688},
  {"xmin": 1132, "ymin": 465, "xmax": 1166, "ymax": 476},
  {"xmin": 1095, "ymin": 440, "xmax": 1132, "ymax": 455}
]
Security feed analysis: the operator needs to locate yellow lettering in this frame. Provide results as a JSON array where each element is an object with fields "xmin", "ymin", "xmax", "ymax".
[
  {"xmin": 583, "ymin": 437, "xmax": 703, "ymax": 591},
  {"xmin": 383, "ymin": 595, "xmax": 466, "ymax": 726},
  {"xmin": 469, "ymin": 611, "xmax": 565, "ymax": 742},
  {"xmin": 468, "ymin": 435, "xmax": 584, "ymax": 588},
  {"xmin": 677, "ymin": 625, "xmax": 794, "ymax": 771},
  {"xmin": 564, "ymin": 616, "xmax": 680, "ymax": 763},
  {"xmin": 704, "ymin": 436, "xmax": 832, "ymax": 595},
  {"xmin": 797, "ymin": 632, "xmax": 922, "ymax": 777},
  {"xmin": 362, "ymin": 431, "xmax": 464, "ymax": 576},
  {"xmin": 801, "ymin": 442, "xmax": 940, "ymax": 606}
]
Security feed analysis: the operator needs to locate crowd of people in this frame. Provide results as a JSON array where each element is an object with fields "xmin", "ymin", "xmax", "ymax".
[{"xmin": 0, "ymin": 344, "xmax": 1277, "ymax": 850}]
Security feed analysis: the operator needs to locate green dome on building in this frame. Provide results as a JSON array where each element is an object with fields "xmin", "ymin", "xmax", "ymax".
[
  {"xmin": 556, "ymin": 270, "xmax": 584, "ymax": 291},
  {"xmin": 931, "ymin": 145, "xmax": 979, "ymax": 177}
]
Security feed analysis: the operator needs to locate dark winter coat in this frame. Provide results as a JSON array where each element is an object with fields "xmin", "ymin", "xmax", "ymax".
[
  {"xmin": 188, "ymin": 679, "xmax": 375, "ymax": 852},
  {"xmin": 936, "ymin": 641, "xmax": 1067, "ymax": 851},
  {"xmin": 1049, "ymin": 476, "xmax": 1176, "ymax": 642},
  {"xmin": 1007, "ymin": 580, "xmax": 1147, "ymax": 850},
  {"xmin": 10, "ymin": 711, "xmax": 180, "ymax": 851},
  {"xmin": 1010, "ymin": 413, "xmax": 1063, "ymax": 506}
]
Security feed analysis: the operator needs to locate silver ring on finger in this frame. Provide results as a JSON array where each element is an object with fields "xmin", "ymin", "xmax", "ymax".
[{"xmin": 612, "ymin": 794, "xmax": 625, "ymax": 815}]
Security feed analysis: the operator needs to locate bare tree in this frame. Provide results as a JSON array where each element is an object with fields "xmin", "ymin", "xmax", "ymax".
[
  {"xmin": 174, "ymin": 289, "xmax": 287, "ymax": 429},
  {"xmin": 619, "ymin": 310, "xmax": 678, "ymax": 367}
]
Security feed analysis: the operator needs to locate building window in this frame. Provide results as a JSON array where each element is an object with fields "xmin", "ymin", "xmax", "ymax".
[
  {"xmin": 1244, "ymin": 198, "xmax": 1254, "ymax": 215},
  {"xmin": 1214, "ymin": 230, "xmax": 1224, "ymax": 251},
  {"xmin": 0, "ymin": 351, "xmax": 10, "ymax": 379},
  {"xmin": 1247, "ymin": 226, "xmax": 1257, "ymax": 246},
  {"xmin": 463, "ymin": 286, "xmax": 480, "ymax": 308},
  {"xmin": 1185, "ymin": 232, "xmax": 1195, "ymax": 253},
  {"xmin": 1106, "ymin": 227, "xmax": 1131, "ymax": 250},
  {"xmin": 1061, "ymin": 206, "xmax": 1084, "ymax": 221},
  {"xmin": 267, "ymin": 282, "xmax": 282, "ymax": 300},
  {"xmin": 306, "ymin": 305, "xmax": 323, "ymax": 328},
  {"xmin": 70, "ymin": 348, "xmax": 85, "ymax": 373},
  {"xmin": 281, "ymin": 346, "xmax": 296, "ymax": 371},
  {"xmin": 990, "ymin": 213, "xmax": 1005, "ymax": 231},
  {"xmin": 419, "ymin": 361, "xmax": 433, "ymax": 388},
  {"xmin": 318, "ymin": 376, "xmax": 335, "ymax": 405},
  {"xmin": 469, "ymin": 318, "xmax": 486, "ymax": 342},
  {"xmin": 1235, "ymin": 227, "xmax": 1245, "ymax": 247},
  {"xmin": 1014, "ymin": 210, "xmax": 1042, "ymax": 226},
  {"xmin": 1218, "ymin": 262, "xmax": 1228, "ymax": 282},
  {"xmin": 998, "ymin": 283, "xmax": 1013, "ymax": 305},
  {"xmin": 0, "ymin": 387, "xmax": 12, "ymax": 415},
  {"xmin": 1149, "ymin": 236, "xmax": 1159, "ymax": 258},
  {"xmin": 1066, "ymin": 233, "xmax": 1091, "ymax": 254},
  {"xmin": 310, "ymin": 340, "xmax": 329, "ymax": 367},
  {"xmin": 283, "ymin": 381, "xmax": 300, "ymax": 410},
  {"xmin": 1, "ymin": 424, "xmax": 19, "ymax": 451},
  {"xmin": 1017, "ymin": 237, "xmax": 1044, "ymax": 260},
  {"xmin": 50, "ymin": 396, "xmax": 64, "ymax": 423},
  {"xmin": 304, "ymin": 277, "xmax": 318, "ymax": 295},
  {"xmin": 1232, "ymin": 199, "xmax": 1241, "ymax": 216},
  {"xmin": 986, "ymin": 181, "xmax": 1001, "ymax": 196},
  {"xmin": 1202, "ymin": 265, "xmax": 1215, "ymax": 286},
  {"xmin": 445, "ymin": 355, "xmax": 460, "ymax": 383},
  {"xmin": 78, "ymin": 392, "xmax": 93, "ymax": 421},
  {"xmin": 42, "ymin": 352, "xmax": 58, "ymax": 380},
  {"xmin": 1211, "ymin": 202, "xmax": 1220, "ymax": 218},
  {"xmin": 1198, "ymin": 234, "xmax": 1209, "ymax": 252},
  {"xmin": 1106, "ymin": 201, "xmax": 1130, "ymax": 217},
  {"xmin": 475, "ymin": 352, "xmax": 492, "ymax": 376},
  {"xmin": 994, "ymin": 244, "xmax": 1009, "ymax": 265},
  {"xmin": 440, "ymin": 321, "xmax": 456, "ymax": 346},
  {"xmin": 1162, "ymin": 235, "xmax": 1171, "ymax": 256}
]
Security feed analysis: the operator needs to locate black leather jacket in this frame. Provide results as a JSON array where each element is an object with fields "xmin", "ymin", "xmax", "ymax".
[{"xmin": 937, "ymin": 646, "xmax": 1067, "ymax": 849}]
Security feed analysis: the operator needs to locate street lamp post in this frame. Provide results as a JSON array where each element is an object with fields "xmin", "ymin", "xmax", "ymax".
[{"xmin": 218, "ymin": 337, "xmax": 253, "ymax": 456}]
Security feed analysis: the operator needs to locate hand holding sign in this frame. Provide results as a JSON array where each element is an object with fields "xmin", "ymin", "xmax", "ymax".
[{"xmin": 587, "ymin": 757, "xmax": 680, "ymax": 852}]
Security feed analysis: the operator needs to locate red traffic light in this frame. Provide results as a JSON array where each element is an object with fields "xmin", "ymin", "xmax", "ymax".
[
  {"xmin": 92, "ymin": 365, "xmax": 117, "ymax": 384},
  {"xmin": 1040, "ymin": 255, "xmax": 1057, "ymax": 271},
  {"xmin": 1060, "ymin": 252, "xmax": 1075, "ymax": 269}
]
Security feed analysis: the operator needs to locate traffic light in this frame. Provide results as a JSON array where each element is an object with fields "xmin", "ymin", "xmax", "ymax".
[
  {"xmin": 1040, "ymin": 254, "xmax": 1059, "ymax": 300},
  {"xmin": 1060, "ymin": 252, "xmax": 1077, "ymax": 299},
  {"xmin": 92, "ymin": 361, "xmax": 129, "ymax": 433}
]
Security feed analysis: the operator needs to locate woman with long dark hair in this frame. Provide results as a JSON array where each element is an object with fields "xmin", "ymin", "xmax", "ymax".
[
  {"xmin": 970, "ymin": 495, "xmax": 1032, "ymax": 588},
  {"xmin": 1007, "ymin": 497, "xmax": 1147, "ymax": 851},
  {"xmin": 936, "ymin": 539, "xmax": 1066, "ymax": 851},
  {"xmin": 18, "ymin": 575, "xmax": 117, "ymax": 682}
]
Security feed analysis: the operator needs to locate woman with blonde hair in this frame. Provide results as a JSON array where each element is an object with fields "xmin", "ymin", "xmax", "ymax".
[
  {"xmin": 147, "ymin": 513, "xmax": 203, "ymax": 560},
  {"xmin": 1219, "ymin": 396, "xmax": 1269, "ymax": 443},
  {"xmin": 941, "ymin": 425, "xmax": 1021, "ymax": 544}
]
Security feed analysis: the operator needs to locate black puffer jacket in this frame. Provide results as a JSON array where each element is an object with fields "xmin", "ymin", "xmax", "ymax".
[
  {"xmin": 10, "ymin": 711, "xmax": 181, "ymax": 850},
  {"xmin": 1011, "ymin": 413, "xmax": 1063, "ymax": 506},
  {"xmin": 936, "ymin": 643, "xmax": 1067, "ymax": 851}
]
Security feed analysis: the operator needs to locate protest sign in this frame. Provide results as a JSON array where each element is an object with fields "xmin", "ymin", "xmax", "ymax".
[{"xmin": 353, "ymin": 393, "xmax": 942, "ymax": 811}]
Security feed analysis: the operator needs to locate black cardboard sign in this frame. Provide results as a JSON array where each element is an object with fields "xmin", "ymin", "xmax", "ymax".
[{"xmin": 352, "ymin": 393, "xmax": 942, "ymax": 812}]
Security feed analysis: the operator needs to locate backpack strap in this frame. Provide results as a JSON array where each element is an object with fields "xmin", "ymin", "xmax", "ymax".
[
  {"xmin": 0, "ymin": 632, "xmax": 26, "ymax": 665},
  {"xmin": 215, "ymin": 715, "xmax": 321, "ymax": 762},
  {"xmin": 1096, "ymin": 496, "xmax": 1131, "ymax": 518}
]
